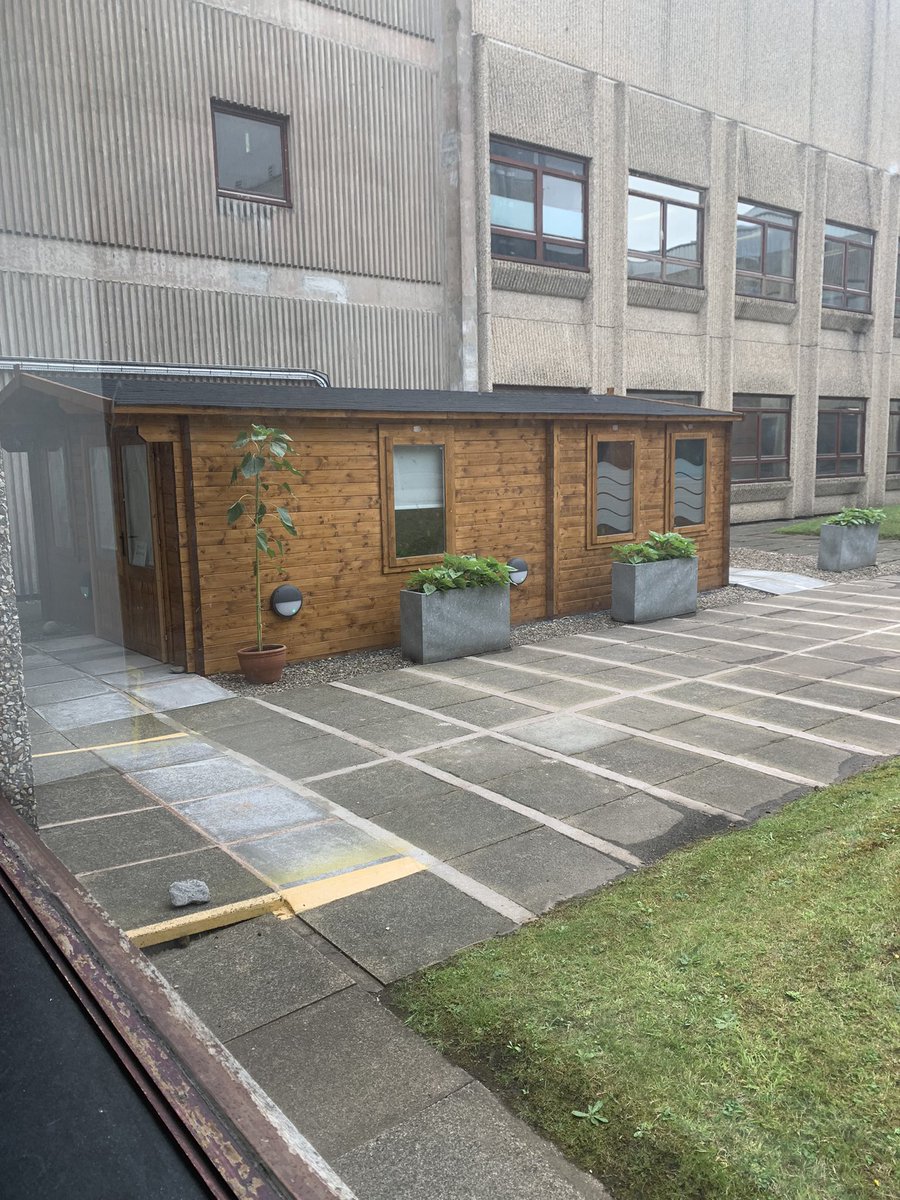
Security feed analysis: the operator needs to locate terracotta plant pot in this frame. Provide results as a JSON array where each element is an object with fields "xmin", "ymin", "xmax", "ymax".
[{"xmin": 237, "ymin": 643, "xmax": 287, "ymax": 684}]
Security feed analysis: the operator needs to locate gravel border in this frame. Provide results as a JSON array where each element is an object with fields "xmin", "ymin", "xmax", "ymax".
[{"xmin": 730, "ymin": 545, "xmax": 897, "ymax": 583}]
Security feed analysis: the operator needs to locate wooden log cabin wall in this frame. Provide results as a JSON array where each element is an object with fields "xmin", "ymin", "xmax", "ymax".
[{"xmin": 0, "ymin": 375, "xmax": 737, "ymax": 676}]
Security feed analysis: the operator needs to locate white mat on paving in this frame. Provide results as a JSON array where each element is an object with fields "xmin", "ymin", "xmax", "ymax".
[{"xmin": 729, "ymin": 568, "xmax": 830, "ymax": 595}]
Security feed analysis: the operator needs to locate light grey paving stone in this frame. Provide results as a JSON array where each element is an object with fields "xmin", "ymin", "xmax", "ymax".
[
  {"xmin": 134, "ymin": 756, "xmax": 271, "ymax": 803},
  {"xmin": 292, "ymin": 733, "xmax": 386, "ymax": 779},
  {"xmin": 30, "ymin": 732, "xmax": 77, "ymax": 755},
  {"xmin": 451, "ymin": 826, "xmax": 626, "ymax": 912},
  {"xmin": 95, "ymin": 735, "xmax": 220, "ymax": 772},
  {"xmin": 723, "ymin": 695, "xmax": 837, "ymax": 730},
  {"xmin": 77, "ymin": 652, "xmax": 162, "ymax": 675},
  {"xmin": 739, "ymin": 738, "xmax": 879, "ymax": 784},
  {"xmin": 462, "ymin": 664, "xmax": 562, "ymax": 693},
  {"xmin": 36, "ymin": 770, "xmax": 161, "ymax": 826},
  {"xmin": 346, "ymin": 711, "xmax": 464, "ymax": 752},
  {"xmin": 169, "ymin": 698, "xmax": 269, "ymax": 733},
  {"xmin": 831, "ymin": 668, "xmax": 900, "ymax": 692},
  {"xmin": 303, "ymin": 872, "xmax": 516, "ymax": 983},
  {"xmin": 26, "ymin": 678, "xmax": 115, "ymax": 706},
  {"xmin": 662, "ymin": 715, "xmax": 782, "ymax": 754},
  {"xmin": 146, "ymin": 914, "xmax": 354, "ymax": 1041},
  {"xmin": 817, "ymin": 645, "xmax": 897, "ymax": 666},
  {"xmin": 691, "ymin": 642, "xmax": 781, "ymax": 664},
  {"xmin": 762, "ymin": 657, "xmax": 856, "ymax": 681},
  {"xmin": 574, "ymin": 641, "xmax": 683, "ymax": 664},
  {"xmin": 416, "ymin": 737, "xmax": 550, "ymax": 784},
  {"xmin": 100, "ymin": 664, "xmax": 186, "ymax": 687},
  {"xmin": 864, "ymin": 697, "xmax": 900, "ymax": 721},
  {"xmin": 486, "ymin": 759, "xmax": 634, "ymax": 817},
  {"xmin": 178, "ymin": 785, "xmax": 326, "ymax": 842},
  {"xmin": 506, "ymin": 678, "xmax": 618, "ymax": 708},
  {"xmin": 375, "ymin": 788, "xmax": 537, "ymax": 860},
  {"xmin": 560, "ymin": 664, "xmax": 662, "ymax": 690},
  {"xmin": 63, "ymin": 713, "xmax": 173, "ymax": 747},
  {"xmin": 32, "ymin": 751, "xmax": 107, "ymax": 785},
  {"xmin": 274, "ymin": 686, "xmax": 390, "ymax": 723},
  {"xmin": 403, "ymin": 656, "xmax": 499, "ymax": 679},
  {"xmin": 205, "ymin": 716, "xmax": 323, "ymax": 757},
  {"xmin": 26, "ymin": 710, "xmax": 53, "ymax": 736},
  {"xmin": 786, "ymin": 681, "xmax": 886, "ymax": 711},
  {"xmin": 227, "ymin": 987, "xmax": 469, "ymax": 1159},
  {"xmin": 308, "ymin": 762, "xmax": 456, "ymax": 818},
  {"xmin": 570, "ymin": 792, "xmax": 735, "ymax": 860},
  {"xmin": 641, "ymin": 653, "xmax": 729, "ymax": 677},
  {"xmin": 509, "ymin": 714, "xmax": 631, "ymax": 755},
  {"xmin": 666, "ymin": 762, "xmax": 809, "ymax": 818},
  {"xmin": 576, "ymin": 697, "xmax": 695, "ymax": 732},
  {"xmin": 134, "ymin": 677, "xmax": 234, "ymax": 710},
  {"xmin": 375, "ymin": 681, "xmax": 495, "ymax": 709},
  {"xmin": 710, "ymin": 668, "xmax": 806, "ymax": 695},
  {"xmin": 35, "ymin": 634, "xmax": 112, "ymax": 651},
  {"xmin": 627, "ymin": 632, "xmax": 718, "ymax": 655},
  {"xmin": 43, "ymin": 808, "xmax": 208, "ymax": 875},
  {"xmin": 809, "ymin": 715, "xmax": 900, "ymax": 753},
  {"xmin": 490, "ymin": 646, "xmax": 573, "ymax": 667},
  {"xmin": 575, "ymin": 736, "xmax": 712, "ymax": 785},
  {"xmin": 21, "ymin": 665, "xmax": 84, "ymax": 687},
  {"xmin": 34, "ymin": 692, "xmax": 147, "ymax": 732},
  {"xmin": 431, "ymin": 695, "xmax": 541, "ymax": 728},
  {"xmin": 84, "ymin": 848, "xmax": 271, "ymax": 930},
  {"xmin": 341, "ymin": 669, "xmax": 446, "ymax": 694},
  {"xmin": 231, "ymin": 821, "xmax": 400, "ymax": 889}
]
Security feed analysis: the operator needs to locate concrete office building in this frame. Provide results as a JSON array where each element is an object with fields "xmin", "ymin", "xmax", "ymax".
[{"xmin": 1, "ymin": 0, "xmax": 899, "ymax": 562}]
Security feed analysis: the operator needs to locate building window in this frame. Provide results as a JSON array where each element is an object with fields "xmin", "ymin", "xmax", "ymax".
[
  {"xmin": 822, "ymin": 223, "xmax": 874, "ymax": 311},
  {"xmin": 731, "ymin": 395, "xmax": 791, "ymax": 482},
  {"xmin": 211, "ymin": 101, "xmax": 290, "ymax": 205},
  {"xmin": 489, "ymin": 139, "xmax": 587, "ymax": 269},
  {"xmin": 816, "ymin": 398, "xmax": 866, "ymax": 477},
  {"xmin": 627, "ymin": 389, "xmax": 702, "ymax": 406},
  {"xmin": 672, "ymin": 437, "xmax": 707, "ymax": 527},
  {"xmin": 591, "ymin": 437, "xmax": 635, "ymax": 542},
  {"xmin": 735, "ymin": 202, "xmax": 798, "ymax": 301},
  {"xmin": 627, "ymin": 175, "xmax": 703, "ymax": 288},
  {"xmin": 889, "ymin": 401, "xmax": 900, "ymax": 474},
  {"xmin": 385, "ymin": 441, "xmax": 448, "ymax": 562},
  {"xmin": 895, "ymin": 242, "xmax": 900, "ymax": 318}
]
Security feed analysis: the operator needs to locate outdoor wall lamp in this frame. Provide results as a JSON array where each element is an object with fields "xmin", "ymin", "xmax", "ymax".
[
  {"xmin": 270, "ymin": 584, "xmax": 304, "ymax": 618},
  {"xmin": 507, "ymin": 557, "xmax": 529, "ymax": 586},
  {"xmin": 80, "ymin": 575, "xmax": 92, "ymax": 600}
]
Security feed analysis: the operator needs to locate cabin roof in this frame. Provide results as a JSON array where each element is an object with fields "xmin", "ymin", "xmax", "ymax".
[{"xmin": 1, "ymin": 371, "xmax": 739, "ymax": 421}]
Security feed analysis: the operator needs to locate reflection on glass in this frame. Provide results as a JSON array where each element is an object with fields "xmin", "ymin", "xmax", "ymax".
[
  {"xmin": 764, "ymin": 225, "xmax": 793, "ymax": 278},
  {"xmin": 46, "ymin": 448, "xmax": 74, "ymax": 552},
  {"xmin": 822, "ymin": 243, "xmax": 844, "ymax": 285},
  {"xmin": 213, "ymin": 110, "xmax": 286, "ymax": 200},
  {"xmin": 666, "ymin": 205, "xmax": 699, "ymax": 260},
  {"xmin": 760, "ymin": 413, "xmax": 787, "ymax": 457},
  {"xmin": 627, "ymin": 195, "xmax": 661, "ymax": 253},
  {"xmin": 629, "ymin": 175, "xmax": 700, "ymax": 204},
  {"xmin": 491, "ymin": 232, "xmax": 537, "ymax": 259},
  {"xmin": 544, "ymin": 241, "xmax": 586, "ymax": 267},
  {"xmin": 736, "ymin": 220, "xmax": 763, "ymax": 272},
  {"xmin": 846, "ymin": 244, "xmax": 871, "ymax": 292},
  {"xmin": 393, "ymin": 444, "xmax": 445, "ymax": 558},
  {"xmin": 673, "ymin": 439, "xmax": 706, "ymax": 527},
  {"xmin": 121, "ymin": 443, "xmax": 154, "ymax": 567},
  {"xmin": 89, "ymin": 445, "xmax": 117, "ymax": 553},
  {"xmin": 542, "ymin": 174, "xmax": 583, "ymax": 239},
  {"xmin": 596, "ymin": 442, "xmax": 634, "ymax": 536},
  {"xmin": 489, "ymin": 163, "xmax": 536, "ymax": 231}
]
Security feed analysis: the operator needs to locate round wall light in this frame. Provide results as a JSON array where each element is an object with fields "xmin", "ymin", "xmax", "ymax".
[
  {"xmin": 270, "ymin": 584, "xmax": 304, "ymax": 618},
  {"xmin": 507, "ymin": 557, "xmax": 529, "ymax": 587}
]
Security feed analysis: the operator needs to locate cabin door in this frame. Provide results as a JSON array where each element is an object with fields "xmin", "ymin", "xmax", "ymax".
[{"xmin": 112, "ymin": 430, "xmax": 166, "ymax": 661}]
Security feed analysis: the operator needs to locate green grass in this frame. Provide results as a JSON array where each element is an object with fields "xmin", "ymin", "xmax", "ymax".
[
  {"xmin": 394, "ymin": 766, "xmax": 899, "ymax": 1200},
  {"xmin": 779, "ymin": 504, "xmax": 900, "ymax": 538}
]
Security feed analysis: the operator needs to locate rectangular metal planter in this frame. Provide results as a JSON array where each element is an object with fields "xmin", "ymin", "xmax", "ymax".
[
  {"xmin": 817, "ymin": 523, "xmax": 879, "ymax": 571},
  {"xmin": 400, "ymin": 586, "xmax": 511, "ymax": 664},
  {"xmin": 611, "ymin": 557, "xmax": 698, "ymax": 623}
]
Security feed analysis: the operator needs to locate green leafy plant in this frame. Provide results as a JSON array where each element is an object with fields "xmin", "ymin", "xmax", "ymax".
[
  {"xmin": 611, "ymin": 530, "xmax": 698, "ymax": 565},
  {"xmin": 226, "ymin": 424, "xmax": 302, "ymax": 651},
  {"xmin": 823, "ymin": 507, "xmax": 886, "ymax": 527},
  {"xmin": 405, "ymin": 553, "xmax": 513, "ymax": 596}
]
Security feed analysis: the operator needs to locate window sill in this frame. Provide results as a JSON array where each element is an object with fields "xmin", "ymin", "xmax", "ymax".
[
  {"xmin": 627, "ymin": 279, "xmax": 704, "ymax": 313},
  {"xmin": 820, "ymin": 309, "xmax": 874, "ymax": 334},
  {"xmin": 885, "ymin": 474, "xmax": 900, "ymax": 490},
  {"xmin": 815, "ymin": 475, "xmax": 866, "ymax": 497},
  {"xmin": 491, "ymin": 259, "xmax": 591, "ymax": 300},
  {"xmin": 730, "ymin": 480, "xmax": 792, "ymax": 504},
  {"xmin": 734, "ymin": 295, "xmax": 797, "ymax": 325}
]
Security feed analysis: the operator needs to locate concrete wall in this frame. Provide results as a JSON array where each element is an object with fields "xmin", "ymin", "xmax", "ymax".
[{"xmin": 473, "ymin": 0, "xmax": 900, "ymax": 520}]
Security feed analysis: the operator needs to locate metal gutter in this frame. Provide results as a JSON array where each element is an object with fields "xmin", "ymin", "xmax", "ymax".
[{"xmin": 0, "ymin": 358, "xmax": 330, "ymax": 387}]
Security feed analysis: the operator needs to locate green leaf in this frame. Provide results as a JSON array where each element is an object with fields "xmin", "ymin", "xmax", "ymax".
[
  {"xmin": 230, "ymin": 466, "xmax": 239, "ymax": 485},
  {"xmin": 255, "ymin": 530, "xmax": 269, "ymax": 553},
  {"xmin": 232, "ymin": 432, "xmax": 251, "ymax": 449},
  {"xmin": 241, "ymin": 454, "xmax": 266, "ymax": 479},
  {"xmin": 226, "ymin": 501, "xmax": 245, "ymax": 525},
  {"xmin": 276, "ymin": 506, "xmax": 296, "ymax": 534},
  {"xmin": 256, "ymin": 503, "xmax": 266, "ymax": 522},
  {"xmin": 422, "ymin": 582, "xmax": 437, "ymax": 595},
  {"xmin": 270, "ymin": 440, "xmax": 288, "ymax": 459}
]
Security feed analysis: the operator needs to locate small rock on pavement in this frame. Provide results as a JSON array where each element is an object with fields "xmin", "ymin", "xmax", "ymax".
[{"xmin": 169, "ymin": 879, "xmax": 210, "ymax": 908}]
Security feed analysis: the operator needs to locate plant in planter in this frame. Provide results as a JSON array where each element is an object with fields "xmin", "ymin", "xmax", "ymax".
[
  {"xmin": 610, "ymin": 531, "xmax": 698, "ymax": 623},
  {"xmin": 226, "ymin": 424, "xmax": 301, "ymax": 683},
  {"xmin": 817, "ymin": 507, "xmax": 885, "ymax": 572},
  {"xmin": 401, "ymin": 554, "xmax": 513, "ymax": 664}
]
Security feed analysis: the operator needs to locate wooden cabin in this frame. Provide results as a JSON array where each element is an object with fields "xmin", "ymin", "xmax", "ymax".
[{"xmin": 0, "ymin": 372, "xmax": 737, "ymax": 675}]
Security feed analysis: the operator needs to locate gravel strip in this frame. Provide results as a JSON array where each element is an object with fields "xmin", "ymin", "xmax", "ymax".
[{"xmin": 730, "ymin": 545, "xmax": 898, "ymax": 582}]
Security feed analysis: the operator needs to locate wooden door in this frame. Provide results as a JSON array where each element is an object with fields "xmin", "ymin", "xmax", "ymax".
[{"xmin": 112, "ymin": 430, "xmax": 166, "ymax": 660}]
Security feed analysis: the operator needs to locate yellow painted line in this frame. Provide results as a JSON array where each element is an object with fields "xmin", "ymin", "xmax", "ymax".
[
  {"xmin": 280, "ymin": 856, "xmax": 425, "ymax": 915},
  {"xmin": 33, "ymin": 732, "xmax": 188, "ymax": 758},
  {"xmin": 127, "ymin": 892, "xmax": 288, "ymax": 947}
]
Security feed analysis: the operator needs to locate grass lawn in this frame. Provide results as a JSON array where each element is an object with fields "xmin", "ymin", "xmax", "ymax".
[
  {"xmin": 779, "ymin": 505, "xmax": 900, "ymax": 538},
  {"xmin": 394, "ymin": 765, "xmax": 899, "ymax": 1200}
]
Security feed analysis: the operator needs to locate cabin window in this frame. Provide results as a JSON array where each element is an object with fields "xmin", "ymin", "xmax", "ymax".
[
  {"xmin": 593, "ymin": 439, "xmax": 635, "ymax": 539},
  {"xmin": 489, "ymin": 139, "xmax": 588, "ymax": 269},
  {"xmin": 816, "ymin": 398, "xmax": 865, "ymax": 477},
  {"xmin": 391, "ymin": 444, "xmax": 446, "ymax": 560},
  {"xmin": 672, "ymin": 437, "xmax": 707, "ymax": 527},
  {"xmin": 46, "ymin": 448, "xmax": 74, "ymax": 552},
  {"xmin": 211, "ymin": 100, "xmax": 290, "ymax": 206}
]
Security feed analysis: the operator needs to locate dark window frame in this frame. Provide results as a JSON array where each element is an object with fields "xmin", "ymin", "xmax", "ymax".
[
  {"xmin": 731, "ymin": 394, "xmax": 792, "ymax": 483},
  {"xmin": 489, "ymin": 138, "xmax": 589, "ymax": 271},
  {"xmin": 821, "ymin": 221, "xmax": 874, "ymax": 312},
  {"xmin": 735, "ymin": 201, "xmax": 798, "ymax": 303},
  {"xmin": 627, "ymin": 173, "xmax": 705, "ymax": 289},
  {"xmin": 211, "ymin": 98, "xmax": 291, "ymax": 208},
  {"xmin": 816, "ymin": 398, "xmax": 866, "ymax": 478},
  {"xmin": 888, "ymin": 399, "xmax": 900, "ymax": 474}
]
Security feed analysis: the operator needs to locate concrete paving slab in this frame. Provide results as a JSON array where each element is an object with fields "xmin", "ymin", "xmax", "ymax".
[
  {"xmin": 416, "ymin": 737, "xmax": 550, "ymax": 784},
  {"xmin": 26, "ymin": 710, "xmax": 53, "ymax": 736},
  {"xmin": 740, "ymin": 738, "xmax": 878, "ymax": 783},
  {"xmin": 864, "ymin": 697, "xmax": 900, "ymax": 720},
  {"xmin": 432, "ymin": 695, "xmax": 541, "ymax": 727},
  {"xmin": 786, "ymin": 681, "xmax": 885, "ymax": 710},
  {"xmin": 691, "ymin": 642, "xmax": 779, "ymax": 664},
  {"xmin": 63, "ymin": 712, "xmax": 173, "ymax": 747},
  {"xmin": 303, "ymin": 872, "xmax": 516, "ymax": 983},
  {"xmin": 342, "ymin": 669, "xmax": 448, "ymax": 694},
  {"xmin": 134, "ymin": 677, "xmax": 234, "ymax": 710},
  {"xmin": 36, "ymin": 770, "xmax": 162, "ymax": 826},
  {"xmin": 231, "ymin": 821, "xmax": 401, "ymax": 888},
  {"xmin": 819, "ymin": 646, "xmax": 898, "ymax": 666},
  {"xmin": 32, "ymin": 750, "xmax": 108, "ymax": 785},
  {"xmin": 451, "ymin": 827, "xmax": 626, "ymax": 912},
  {"xmin": 179, "ymin": 785, "xmax": 327, "ymax": 842},
  {"xmin": 146, "ymin": 915, "xmax": 354, "ymax": 1041},
  {"xmin": 99, "ymin": 664, "xmax": 186, "ymax": 687},
  {"xmin": 667, "ymin": 762, "xmax": 808, "ymax": 817},
  {"xmin": 76, "ymin": 652, "xmax": 162, "ymax": 675},
  {"xmin": 345, "ymin": 711, "xmax": 462, "ymax": 752},
  {"xmin": 34, "ymin": 693, "xmax": 148, "ymax": 732},
  {"xmin": 205, "ymin": 716, "xmax": 324, "ymax": 757},
  {"xmin": 762, "ymin": 657, "xmax": 856, "ymax": 681},
  {"xmin": 576, "ymin": 736, "xmax": 713, "ymax": 784},
  {"xmin": 380, "ymin": 680, "xmax": 496, "ymax": 708},
  {"xmin": 728, "ymin": 569, "xmax": 828, "ymax": 593},
  {"xmin": 133, "ymin": 756, "xmax": 272, "ymax": 803},
  {"xmin": 576, "ymin": 696, "xmax": 695, "ymax": 731},
  {"xmin": 663, "ymin": 715, "xmax": 782, "ymax": 754},
  {"xmin": 290, "ymin": 733, "xmax": 386, "ymax": 779},
  {"xmin": 375, "ymin": 788, "xmax": 537, "ymax": 860},
  {"xmin": 26, "ymin": 678, "xmax": 115, "ymax": 706},
  {"xmin": 711, "ymin": 668, "xmax": 806, "ymax": 694},
  {"xmin": 22, "ymin": 665, "xmax": 84, "ymax": 686},
  {"xmin": 723, "ymin": 695, "xmax": 837, "ymax": 729},
  {"xmin": 272, "ymin": 686, "xmax": 386, "ymax": 722},
  {"xmin": 558, "ymin": 664, "xmax": 660, "ymax": 690},
  {"xmin": 639, "ymin": 653, "xmax": 730, "ymax": 677},
  {"xmin": 232, "ymin": 729, "xmax": 376, "ymax": 778},
  {"xmin": 509, "ymin": 714, "xmax": 631, "ymax": 755},
  {"xmin": 170, "ymin": 698, "xmax": 268, "ymax": 733},
  {"xmin": 463, "ymin": 663, "xmax": 567, "ymax": 692},
  {"xmin": 95, "ymin": 735, "xmax": 220, "ymax": 772},
  {"xmin": 570, "ymin": 793, "xmax": 735, "ymax": 860},
  {"xmin": 84, "ymin": 848, "xmax": 272, "ymax": 930},
  {"xmin": 42, "ymin": 808, "xmax": 209, "ymax": 875},
  {"xmin": 809, "ymin": 715, "xmax": 900, "ymax": 752},
  {"xmin": 227, "ymin": 987, "xmax": 469, "ymax": 1159},
  {"xmin": 30, "ymin": 732, "xmax": 78, "ymax": 755},
  {"xmin": 485, "ymin": 760, "xmax": 635, "ymax": 817},
  {"xmin": 31, "ymin": 633, "xmax": 111, "ymax": 651},
  {"xmin": 308, "ymin": 762, "xmax": 456, "ymax": 818},
  {"xmin": 506, "ymin": 678, "xmax": 615, "ymax": 708}
]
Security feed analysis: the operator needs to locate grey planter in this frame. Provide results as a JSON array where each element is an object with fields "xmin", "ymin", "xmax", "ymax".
[
  {"xmin": 817, "ymin": 523, "xmax": 879, "ymax": 571},
  {"xmin": 611, "ymin": 557, "xmax": 698, "ymax": 623},
  {"xmin": 400, "ymin": 585, "xmax": 511, "ymax": 664}
]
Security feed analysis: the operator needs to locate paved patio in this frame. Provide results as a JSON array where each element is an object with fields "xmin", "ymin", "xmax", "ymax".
[
  {"xmin": 732, "ymin": 517, "xmax": 900, "ymax": 566},
  {"xmin": 23, "ymin": 575, "xmax": 900, "ymax": 1197}
]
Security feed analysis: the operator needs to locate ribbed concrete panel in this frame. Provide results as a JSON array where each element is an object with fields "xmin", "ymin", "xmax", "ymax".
[
  {"xmin": 486, "ymin": 41, "xmax": 593, "ymax": 156},
  {"xmin": 307, "ymin": 0, "xmax": 436, "ymax": 38},
  {"xmin": 0, "ymin": 271, "xmax": 444, "ymax": 388},
  {"xmin": 0, "ymin": 0, "xmax": 441, "ymax": 282},
  {"xmin": 628, "ymin": 90, "xmax": 711, "ymax": 187}
]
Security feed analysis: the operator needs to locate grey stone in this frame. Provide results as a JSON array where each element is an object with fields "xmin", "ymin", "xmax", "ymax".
[
  {"xmin": 611, "ymin": 557, "xmax": 698, "ymax": 623},
  {"xmin": 579, "ymin": 696, "xmax": 694, "ymax": 731},
  {"xmin": 810, "ymin": 715, "xmax": 900, "ymax": 752},
  {"xmin": 169, "ymin": 697, "xmax": 269, "ymax": 733},
  {"xmin": 576, "ymin": 736, "xmax": 712, "ymax": 784},
  {"xmin": 41, "ymin": 808, "xmax": 209, "ymax": 876},
  {"xmin": 486, "ymin": 759, "xmax": 635, "ymax": 816},
  {"xmin": 231, "ymin": 821, "xmax": 400, "ymax": 889},
  {"xmin": 508, "ymin": 678, "xmax": 618, "ymax": 708},
  {"xmin": 0, "ymin": 449, "xmax": 33, "ymax": 823},
  {"xmin": 168, "ymin": 879, "xmax": 211, "ymax": 907},
  {"xmin": 32, "ymin": 750, "xmax": 108, "ymax": 785},
  {"xmin": 309, "ymin": 761, "xmax": 455, "ymax": 818},
  {"xmin": 63, "ymin": 713, "xmax": 173, "ymax": 747},
  {"xmin": 375, "ymin": 788, "xmax": 537, "ymax": 859},
  {"xmin": 96, "ymin": 736, "xmax": 219, "ymax": 772},
  {"xmin": 571, "ymin": 793, "xmax": 734, "ymax": 860},
  {"xmin": 26, "ymin": 678, "xmax": 114, "ymax": 706},
  {"xmin": 36, "ymin": 770, "xmax": 161, "ymax": 826},
  {"xmin": 227, "ymin": 987, "xmax": 468, "ymax": 1159},
  {"xmin": 344, "ymin": 711, "xmax": 463, "ymax": 752},
  {"xmin": 416, "ymin": 736, "xmax": 549, "ymax": 784},
  {"xmin": 400, "ymin": 585, "xmax": 511, "ymax": 664},
  {"xmin": 178, "ymin": 785, "xmax": 326, "ymax": 842},
  {"xmin": 741, "ymin": 738, "xmax": 878, "ymax": 784},
  {"xmin": 432, "ymin": 695, "xmax": 539, "ymax": 728},
  {"xmin": 133, "ymin": 756, "xmax": 272, "ymax": 803},
  {"xmin": 33, "ymin": 693, "xmax": 147, "ymax": 731},
  {"xmin": 289, "ymin": 733, "xmax": 386, "ymax": 779},
  {"xmin": 787, "ymin": 681, "xmax": 884, "ymax": 710},
  {"xmin": 667, "ymin": 762, "xmax": 808, "ymax": 817},
  {"xmin": 664, "ymin": 715, "xmax": 782, "ymax": 753},
  {"xmin": 509, "ymin": 714, "xmax": 631, "ymax": 754},
  {"xmin": 724, "ymin": 695, "xmax": 837, "ymax": 729},
  {"xmin": 818, "ymin": 524, "xmax": 880, "ymax": 572}
]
